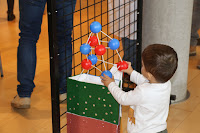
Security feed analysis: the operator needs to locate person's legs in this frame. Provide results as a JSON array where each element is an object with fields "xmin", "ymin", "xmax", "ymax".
[
  {"xmin": 121, "ymin": 37, "xmax": 137, "ymax": 69},
  {"xmin": 7, "ymin": 0, "xmax": 15, "ymax": 21},
  {"xmin": 121, "ymin": 37, "xmax": 137, "ymax": 92},
  {"xmin": 17, "ymin": 0, "xmax": 46, "ymax": 98},
  {"xmin": 191, "ymin": 0, "xmax": 200, "ymax": 69},
  {"xmin": 190, "ymin": 0, "xmax": 200, "ymax": 56},
  {"xmin": 56, "ymin": 0, "xmax": 76, "ymax": 95},
  {"xmin": 12, "ymin": 0, "xmax": 46, "ymax": 108}
]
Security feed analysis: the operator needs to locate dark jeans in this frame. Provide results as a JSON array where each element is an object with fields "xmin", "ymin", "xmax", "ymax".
[
  {"xmin": 121, "ymin": 37, "xmax": 137, "ymax": 70},
  {"xmin": 191, "ymin": 0, "xmax": 200, "ymax": 46},
  {"xmin": 17, "ymin": 0, "xmax": 76, "ymax": 97},
  {"xmin": 121, "ymin": 37, "xmax": 137, "ymax": 92}
]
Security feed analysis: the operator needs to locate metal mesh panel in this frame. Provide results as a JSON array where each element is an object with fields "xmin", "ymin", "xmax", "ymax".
[{"xmin": 47, "ymin": 0, "xmax": 142, "ymax": 132}]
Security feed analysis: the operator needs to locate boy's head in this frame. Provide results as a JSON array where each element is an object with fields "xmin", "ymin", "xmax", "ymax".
[{"xmin": 141, "ymin": 44, "xmax": 178, "ymax": 83}]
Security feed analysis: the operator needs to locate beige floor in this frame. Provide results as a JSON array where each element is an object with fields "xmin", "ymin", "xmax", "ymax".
[{"xmin": 1, "ymin": 0, "xmax": 200, "ymax": 133}]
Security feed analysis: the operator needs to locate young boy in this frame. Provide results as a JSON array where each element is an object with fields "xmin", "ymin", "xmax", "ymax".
[{"xmin": 101, "ymin": 44, "xmax": 178, "ymax": 133}]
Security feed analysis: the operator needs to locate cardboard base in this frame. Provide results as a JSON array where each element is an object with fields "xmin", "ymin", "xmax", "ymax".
[{"xmin": 67, "ymin": 113, "xmax": 120, "ymax": 133}]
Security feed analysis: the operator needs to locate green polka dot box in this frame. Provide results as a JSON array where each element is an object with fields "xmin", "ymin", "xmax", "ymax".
[{"xmin": 67, "ymin": 66, "xmax": 122, "ymax": 133}]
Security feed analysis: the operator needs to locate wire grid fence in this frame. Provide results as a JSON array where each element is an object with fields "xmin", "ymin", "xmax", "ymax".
[{"xmin": 47, "ymin": 0, "xmax": 142, "ymax": 132}]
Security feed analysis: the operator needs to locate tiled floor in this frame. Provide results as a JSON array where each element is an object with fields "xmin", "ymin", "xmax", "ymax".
[{"xmin": 0, "ymin": 0, "xmax": 200, "ymax": 133}]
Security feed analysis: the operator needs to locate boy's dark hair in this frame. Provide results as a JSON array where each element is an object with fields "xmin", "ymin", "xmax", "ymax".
[{"xmin": 142, "ymin": 44, "xmax": 178, "ymax": 83}]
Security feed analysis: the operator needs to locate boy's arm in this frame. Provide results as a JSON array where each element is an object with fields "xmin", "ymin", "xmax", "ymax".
[
  {"xmin": 107, "ymin": 82, "xmax": 142, "ymax": 106},
  {"xmin": 130, "ymin": 70, "xmax": 149, "ymax": 85},
  {"xmin": 122, "ymin": 62, "xmax": 148, "ymax": 85},
  {"xmin": 101, "ymin": 74, "xmax": 142, "ymax": 106}
]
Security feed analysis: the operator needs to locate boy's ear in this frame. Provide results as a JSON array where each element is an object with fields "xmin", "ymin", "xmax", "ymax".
[
  {"xmin": 147, "ymin": 72, "xmax": 153, "ymax": 80},
  {"xmin": 147, "ymin": 72, "xmax": 157, "ymax": 82}
]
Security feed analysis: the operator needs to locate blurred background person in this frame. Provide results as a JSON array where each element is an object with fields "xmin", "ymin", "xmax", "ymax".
[
  {"xmin": 11, "ymin": 0, "xmax": 77, "ymax": 108},
  {"xmin": 7, "ymin": 0, "xmax": 15, "ymax": 21},
  {"xmin": 190, "ymin": 0, "xmax": 200, "ymax": 69},
  {"xmin": 108, "ymin": 0, "xmax": 138, "ymax": 91}
]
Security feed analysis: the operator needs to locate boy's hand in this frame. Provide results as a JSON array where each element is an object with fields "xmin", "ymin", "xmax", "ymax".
[
  {"xmin": 121, "ymin": 61, "xmax": 133, "ymax": 75},
  {"xmin": 100, "ymin": 74, "xmax": 115, "ymax": 87}
]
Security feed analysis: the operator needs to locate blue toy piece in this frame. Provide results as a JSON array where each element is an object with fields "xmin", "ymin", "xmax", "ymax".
[
  {"xmin": 90, "ymin": 21, "xmax": 102, "ymax": 33},
  {"xmin": 80, "ymin": 43, "xmax": 91, "ymax": 55},
  {"xmin": 88, "ymin": 54, "xmax": 98, "ymax": 65},
  {"xmin": 101, "ymin": 70, "xmax": 113, "ymax": 79},
  {"xmin": 108, "ymin": 39, "xmax": 120, "ymax": 50}
]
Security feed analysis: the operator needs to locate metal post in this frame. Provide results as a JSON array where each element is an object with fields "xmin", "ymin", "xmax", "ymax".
[
  {"xmin": 136, "ymin": 0, "xmax": 143, "ymax": 72},
  {"xmin": 47, "ymin": 0, "xmax": 61, "ymax": 132}
]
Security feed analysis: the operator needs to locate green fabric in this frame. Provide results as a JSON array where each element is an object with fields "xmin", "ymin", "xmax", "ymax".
[{"xmin": 67, "ymin": 78, "xmax": 120, "ymax": 125}]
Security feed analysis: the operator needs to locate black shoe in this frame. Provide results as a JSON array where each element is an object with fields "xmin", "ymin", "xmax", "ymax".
[
  {"xmin": 169, "ymin": 95, "xmax": 176, "ymax": 105},
  {"xmin": 7, "ymin": 13, "xmax": 15, "ymax": 21}
]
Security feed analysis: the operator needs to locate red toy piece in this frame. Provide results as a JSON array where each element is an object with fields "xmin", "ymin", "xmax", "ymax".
[
  {"xmin": 117, "ymin": 61, "xmax": 128, "ymax": 71},
  {"xmin": 95, "ymin": 45, "xmax": 106, "ymax": 56},
  {"xmin": 81, "ymin": 59, "xmax": 92, "ymax": 70},
  {"xmin": 88, "ymin": 36, "xmax": 98, "ymax": 47}
]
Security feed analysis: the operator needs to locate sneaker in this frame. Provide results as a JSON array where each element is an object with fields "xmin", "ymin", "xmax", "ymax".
[
  {"xmin": 59, "ymin": 93, "xmax": 67, "ymax": 103},
  {"xmin": 11, "ymin": 95, "xmax": 30, "ymax": 109},
  {"xmin": 189, "ymin": 46, "xmax": 196, "ymax": 56}
]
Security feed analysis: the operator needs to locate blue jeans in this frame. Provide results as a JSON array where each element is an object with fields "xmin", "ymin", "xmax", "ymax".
[
  {"xmin": 191, "ymin": 0, "xmax": 200, "ymax": 46},
  {"xmin": 121, "ymin": 37, "xmax": 137, "ymax": 70},
  {"xmin": 17, "ymin": 0, "xmax": 76, "ymax": 97}
]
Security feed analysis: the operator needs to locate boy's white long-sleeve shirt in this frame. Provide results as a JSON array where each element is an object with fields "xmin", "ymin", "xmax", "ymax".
[{"xmin": 108, "ymin": 70, "xmax": 171, "ymax": 133}]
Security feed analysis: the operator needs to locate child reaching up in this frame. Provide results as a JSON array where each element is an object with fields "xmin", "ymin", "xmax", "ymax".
[{"xmin": 101, "ymin": 44, "xmax": 178, "ymax": 133}]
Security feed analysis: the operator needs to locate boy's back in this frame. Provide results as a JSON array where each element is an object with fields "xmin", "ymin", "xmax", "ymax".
[
  {"xmin": 127, "ymin": 70, "xmax": 171, "ymax": 133},
  {"xmin": 101, "ymin": 44, "xmax": 178, "ymax": 133}
]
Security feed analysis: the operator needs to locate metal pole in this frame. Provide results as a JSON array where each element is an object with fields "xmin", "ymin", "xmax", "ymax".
[
  {"xmin": 136, "ymin": 0, "xmax": 143, "ymax": 73},
  {"xmin": 47, "ymin": 0, "xmax": 61, "ymax": 132}
]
